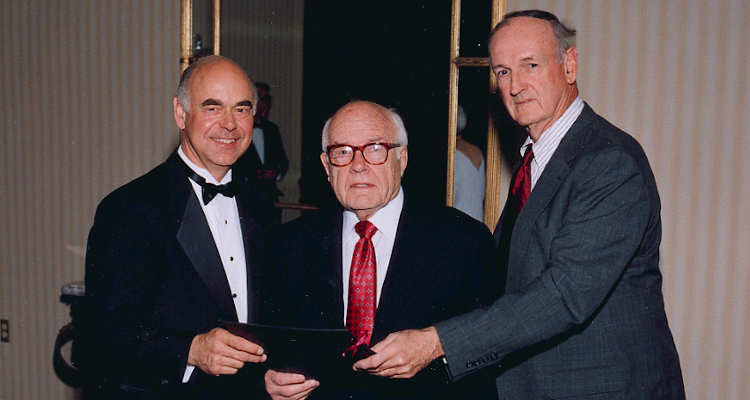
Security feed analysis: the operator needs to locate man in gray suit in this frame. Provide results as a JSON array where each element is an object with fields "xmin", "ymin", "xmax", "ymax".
[{"xmin": 354, "ymin": 10, "xmax": 686, "ymax": 399}]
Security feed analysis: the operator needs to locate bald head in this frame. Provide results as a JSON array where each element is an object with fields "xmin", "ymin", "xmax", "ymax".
[
  {"xmin": 173, "ymin": 56, "xmax": 257, "ymax": 180},
  {"xmin": 176, "ymin": 55, "xmax": 257, "ymax": 115}
]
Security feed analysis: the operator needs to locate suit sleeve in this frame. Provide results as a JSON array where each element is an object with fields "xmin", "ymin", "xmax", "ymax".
[
  {"xmin": 435, "ymin": 149, "xmax": 657, "ymax": 381},
  {"xmin": 84, "ymin": 192, "xmax": 196, "ymax": 387}
]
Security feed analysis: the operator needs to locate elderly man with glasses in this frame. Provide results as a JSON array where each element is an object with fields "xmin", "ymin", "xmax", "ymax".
[{"xmin": 260, "ymin": 100, "xmax": 500, "ymax": 400}]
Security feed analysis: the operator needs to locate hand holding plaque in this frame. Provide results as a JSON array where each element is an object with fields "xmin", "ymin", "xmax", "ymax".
[{"xmin": 221, "ymin": 321, "xmax": 374, "ymax": 380}]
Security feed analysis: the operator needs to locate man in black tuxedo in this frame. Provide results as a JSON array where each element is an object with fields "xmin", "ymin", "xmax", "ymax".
[
  {"xmin": 234, "ymin": 83, "xmax": 289, "ymax": 207},
  {"xmin": 85, "ymin": 55, "xmax": 274, "ymax": 399},
  {"xmin": 355, "ymin": 10, "xmax": 685, "ymax": 399},
  {"xmin": 262, "ymin": 101, "xmax": 500, "ymax": 400}
]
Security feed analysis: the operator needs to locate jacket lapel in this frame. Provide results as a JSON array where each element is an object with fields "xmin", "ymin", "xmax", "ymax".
[
  {"xmin": 177, "ymin": 194, "xmax": 238, "ymax": 322},
  {"xmin": 372, "ymin": 194, "xmax": 420, "ymax": 342},
  {"xmin": 316, "ymin": 207, "xmax": 346, "ymax": 325},
  {"xmin": 169, "ymin": 153, "xmax": 238, "ymax": 322},
  {"xmin": 506, "ymin": 105, "xmax": 595, "ymax": 283}
]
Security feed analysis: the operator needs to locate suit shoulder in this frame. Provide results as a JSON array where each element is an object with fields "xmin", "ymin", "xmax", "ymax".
[
  {"xmin": 88, "ymin": 163, "xmax": 179, "ymax": 241},
  {"xmin": 236, "ymin": 178, "xmax": 276, "ymax": 216},
  {"xmin": 580, "ymin": 109, "xmax": 649, "ymax": 159},
  {"xmin": 276, "ymin": 205, "xmax": 340, "ymax": 239},
  {"xmin": 403, "ymin": 194, "xmax": 492, "ymax": 239},
  {"xmin": 592, "ymin": 130, "xmax": 654, "ymax": 181},
  {"xmin": 567, "ymin": 109, "xmax": 660, "ymax": 196},
  {"xmin": 96, "ymin": 163, "xmax": 171, "ymax": 211}
]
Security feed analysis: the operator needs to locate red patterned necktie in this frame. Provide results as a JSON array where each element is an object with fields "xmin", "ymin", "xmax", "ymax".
[
  {"xmin": 346, "ymin": 220, "xmax": 378, "ymax": 346},
  {"xmin": 511, "ymin": 144, "xmax": 534, "ymax": 212}
]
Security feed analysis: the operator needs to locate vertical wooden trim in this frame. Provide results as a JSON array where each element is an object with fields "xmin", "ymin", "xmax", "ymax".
[
  {"xmin": 447, "ymin": 0, "xmax": 506, "ymax": 228},
  {"xmin": 483, "ymin": 0, "xmax": 506, "ymax": 229},
  {"xmin": 180, "ymin": 0, "xmax": 193, "ymax": 73},
  {"xmin": 445, "ymin": 0, "xmax": 462, "ymax": 207},
  {"xmin": 213, "ymin": 0, "xmax": 221, "ymax": 55}
]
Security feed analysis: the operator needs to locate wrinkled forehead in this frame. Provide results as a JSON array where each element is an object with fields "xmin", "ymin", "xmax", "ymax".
[
  {"xmin": 328, "ymin": 103, "xmax": 396, "ymax": 144},
  {"xmin": 191, "ymin": 61, "xmax": 254, "ymax": 98},
  {"xmin": 491, "ymin": 17, "xmax": 557, "ymax": 56}
]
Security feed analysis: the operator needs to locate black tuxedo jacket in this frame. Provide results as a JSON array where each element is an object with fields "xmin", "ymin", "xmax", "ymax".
[
  {"xmin": 84, "ymin": 151, "xmax": 275, "ymax": 399},
  {"xmin": 435, "ymin": 104, "xmax": 685, "ymax": 399},
  {"xmin": 234, "ymin": 118, "xmax": 289, "ymax": 202},
  {"xmin": 260, "ymin": 192, "xmax": 501, "ymax": 399}
]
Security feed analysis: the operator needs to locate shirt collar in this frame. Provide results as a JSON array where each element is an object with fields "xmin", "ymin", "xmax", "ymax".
[
  {"xmin": 520, "ymin": 96, "xmax": 584, "ymax": 170},
  {"xmin": 178, "ymin": 145, "xmax": 232, "ymax": 185},
  {"xmin": 343, "ymin": 187, "xmax": 404, "ymax": 243}
]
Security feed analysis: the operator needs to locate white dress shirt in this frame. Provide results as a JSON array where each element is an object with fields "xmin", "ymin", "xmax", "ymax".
[
  {"xmin": 178, "ymin": 146, "xmax": 248, "ymax": 382},
  {"xmin": 522, "ymin": 96, "xmax": 584, "ymax": 190},
  {"xmin": 341, "ymin": 188, "xmax": 404, "ymax": 322}
]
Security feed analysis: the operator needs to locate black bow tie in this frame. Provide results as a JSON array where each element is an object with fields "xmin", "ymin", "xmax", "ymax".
[{"xmin": 182, "ymin": 162, "xmax": 238, "ymax": 205}]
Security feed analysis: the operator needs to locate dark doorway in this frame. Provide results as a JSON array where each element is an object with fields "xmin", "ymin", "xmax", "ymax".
[{"xmin": 300, "ymin": 1, "xmax": 454, "ymax": 207}]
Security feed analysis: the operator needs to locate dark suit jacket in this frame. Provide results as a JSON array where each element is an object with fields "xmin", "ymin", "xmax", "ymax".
[
  {"xmin": 435, "ymin": 104, "xmax": 686, "ymax": 399},
  {"xmin": 234, "ymin": 118, "xmax": 289, "ymax": 202},
  {"xmin": 259, "ymin": 192, "xmax": 501, "ymax": 399},
  {"xmin": 84, "ymin": 151, "xmax": 275, "ymax": 399}
]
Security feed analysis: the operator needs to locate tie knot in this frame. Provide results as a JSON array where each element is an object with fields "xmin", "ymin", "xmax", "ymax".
[
  {"xmin": 181, "ymin": 160, "xmax": 238, "ymax": 205},
  {"xmin": 522, "ymin": 144, "xmax": 534, "ymax": 165},
  {"xmin": 355, "ymin": 220, "xmax": 378, "ymax": 240},
  {"xmin": 202, "ymin": 180, "xmax": 238, "ymax": 203}
]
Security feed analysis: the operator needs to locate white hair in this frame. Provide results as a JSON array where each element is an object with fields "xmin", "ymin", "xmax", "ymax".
[{"xmin": 321, "ymin": 102, "xmax": 408, "ymax": 160}]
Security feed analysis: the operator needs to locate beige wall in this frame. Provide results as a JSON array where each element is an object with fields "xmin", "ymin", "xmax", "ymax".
[
  {"xmin": 0, "ymin": 1, "xmax": 180, "ymax": 399},
  {"xmin": 220, "ymin": 0, "xmax": 305, "ymax": 221},
  {"xmin": 1, "ymin": 1, "xmax": 749, "ymax": 399}
]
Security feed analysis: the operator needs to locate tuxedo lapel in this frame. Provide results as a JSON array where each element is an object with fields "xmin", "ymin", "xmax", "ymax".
[
  {"xmin": 168, "ymin": 152, "xmax": 236, "ymax": 322},
  {"xmin": 177, "ymin": 194, "xmax": 238, "ymax": 322},
  {"xmin": 169, "ymin": 152, "xmax": 238, "ymax": 322}
]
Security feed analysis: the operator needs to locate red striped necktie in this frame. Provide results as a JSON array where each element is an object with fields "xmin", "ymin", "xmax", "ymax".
[{"xmin": 511, "ymin": 144, "xmax": 534, "ymax": 212}]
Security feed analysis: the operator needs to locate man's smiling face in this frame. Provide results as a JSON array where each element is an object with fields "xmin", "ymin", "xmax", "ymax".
[{"xmin": 174, "ymin": 59, "xmax": 255, "ymax": 181}]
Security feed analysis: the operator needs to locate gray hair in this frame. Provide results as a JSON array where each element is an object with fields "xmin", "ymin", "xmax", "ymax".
[
  {"xmin": 175, "ymin": 55, "xmax": 257, "ymax": 114},
  {"xmin": 321, "ymin": 101, "xmax": 409, "ymax": 159},
  {"xmin": 488, "ymin": 9, "xmax": 577, "ymax": 62}
]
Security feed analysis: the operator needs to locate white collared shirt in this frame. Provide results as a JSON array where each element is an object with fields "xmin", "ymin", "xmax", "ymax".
[
  {"xmin": 521, "ymin": 96, "xmax": 584, "ymax": 190},
  {"xmin": 178, "ymin": 146, "xmax": 248, "ymax": 382},
  {"xmin": 341, "ymin": 188, "xmax": 404, "ymax": 323}
]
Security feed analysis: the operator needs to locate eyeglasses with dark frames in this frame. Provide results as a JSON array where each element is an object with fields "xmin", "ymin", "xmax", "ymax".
[{"xmin": 325, "ymin": 142, "xmax": 402, "ymax": 166}]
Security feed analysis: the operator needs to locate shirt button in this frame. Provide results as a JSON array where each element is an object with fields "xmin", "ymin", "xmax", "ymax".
[
  {"xmin": 232, "ymin": 293, "xmax": 237, "ymax": 298},
  {"xmin": 230, "ymin": 256, "xmax": 234, "ymax": 261}
]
